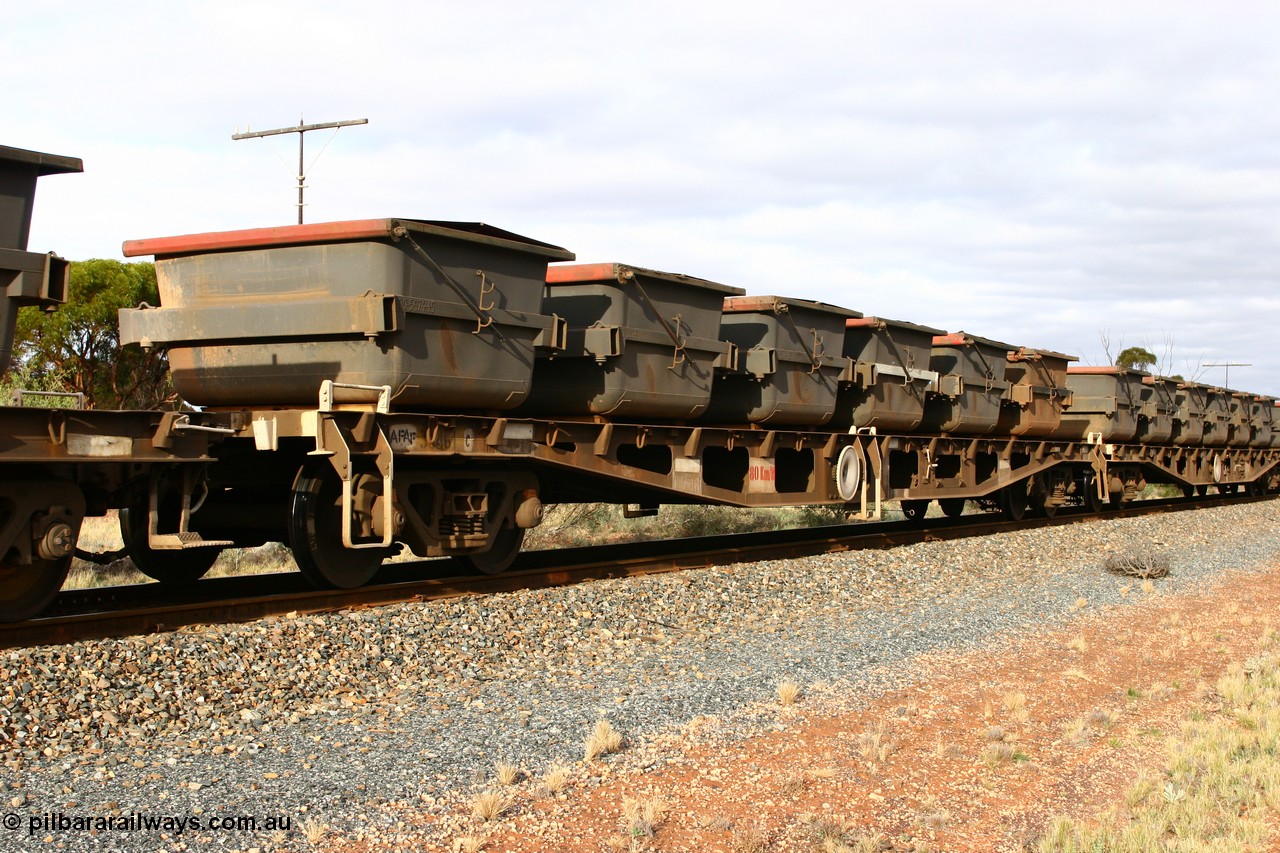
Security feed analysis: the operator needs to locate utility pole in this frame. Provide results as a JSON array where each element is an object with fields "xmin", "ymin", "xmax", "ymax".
[
  {"xmin": 232, "ymin": 116, "xmax": 368, "ymax": 224},
  {"xmin": 1204, "ymin": 361, "xmax": 1250, "ymax": 388}
]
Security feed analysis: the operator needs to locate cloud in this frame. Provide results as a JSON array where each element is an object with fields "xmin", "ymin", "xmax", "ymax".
[{"xmin": 12, "ymin": 0, "xmax": 1280, "ymax": 392}]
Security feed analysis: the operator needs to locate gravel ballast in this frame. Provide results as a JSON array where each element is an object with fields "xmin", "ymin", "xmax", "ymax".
[{"xmin": 2, "ymin": 501, "xmax": 1278, "ymax": 851}]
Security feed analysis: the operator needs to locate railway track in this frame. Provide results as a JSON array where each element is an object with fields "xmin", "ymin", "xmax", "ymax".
[{"xmin": 2, "ymin": 492, "xmax": 1270, "ymax": 650}]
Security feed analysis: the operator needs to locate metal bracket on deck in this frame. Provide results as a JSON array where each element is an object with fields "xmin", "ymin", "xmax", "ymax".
[
  {"xmin": 1090, "ymin": 443, "xmax": 1109, "ymax": 502},
  {"xmin": 319, "ymin": 416, "xmax": 396, "ymax": 551},
  {"xmin": 319, "ymin": 380, "xmax": 392, "ymax": 413},
  {"xmin": 146, "ymin": 467, "xmax": 233, "ymax": 551}
]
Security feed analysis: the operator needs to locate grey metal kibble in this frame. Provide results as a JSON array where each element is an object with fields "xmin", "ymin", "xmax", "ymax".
[{"xmin": 2, "ymin": 501, "xmax": 1279, "ymax": 850}]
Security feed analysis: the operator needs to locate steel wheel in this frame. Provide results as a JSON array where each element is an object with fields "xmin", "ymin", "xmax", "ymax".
[
  {"xmin": 457, "ymin": 524, "xmax": 525, "ymax": 576},
  {"xmin": 939, "ymin": 498, "xmax": 966, "ymax": 518},
  {"xmin": 289, "ymin": 463, "xmax": 390, "ymax": 589},
  {"xmin": 1082, "ymin": 474, "xmax": 1104, "ymax": 512},
  {"xmin": 900, "ymin": 500, "xmax": 930, "ymax": 521},
  {"xmin": 120, "ymin": 504, "xmax": 220, "ymax": 585},
  {"xmin": 1000, "ymin": 484, "xmax": 1028, "ymax": 521},
  {"xmin": 0, "ymin": 555, "xmax": 70, "ymax": 622},
  {"xmin": 1030, "ymin": 474, "xmax": 1057, "ymax": 518}
]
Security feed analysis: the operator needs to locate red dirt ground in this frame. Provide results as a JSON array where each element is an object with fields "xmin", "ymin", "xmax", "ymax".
[{"xmin": 448, "ymin": 566, "xmax": 1280, "ymax": 852}]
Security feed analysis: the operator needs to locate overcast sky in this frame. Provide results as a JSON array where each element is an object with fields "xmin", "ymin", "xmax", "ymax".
[{"xmin": 10, "ymin": 1, "xmax": 1280, "ymax": 392}]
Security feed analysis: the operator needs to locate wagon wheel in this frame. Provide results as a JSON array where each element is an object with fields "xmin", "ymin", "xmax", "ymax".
[
  {"xmin": 119, "ymin": 501, "xmax": 220, "ymax": 585},
  {"xmin": 0, "ymin": 555, "xmax": 71, "ymax": 622},
  {"xmin": 900, "ymin": 500, "xmax": 930, "ymax": 521},
  {"xmin": 939, "ymin": 498, "xmax": 967, "ymax": 519},
  {"xmin": 457, "ymin": 523, "xmax": 525, "ymax": 576},
  {"xmin": 1182, "ymin": 485, "xmax": 1196, "ymax": 498},
  {"xmin": 1029, "ymin": 474, "xmax": 1058, "ymax": 518},
  {"xmin": 289, "ymin": 462, "xmax": 390, "ymax": 589},
  {"xmin": 1081, "ymin": 473, "xmax": 1104, "ymax": 512},
  {"xmin": 1000, "ymin": 484, "xmax": 1028, "ymax": 521}
]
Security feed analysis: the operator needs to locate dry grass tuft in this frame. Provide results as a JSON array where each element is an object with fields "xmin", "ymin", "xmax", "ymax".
[
  {"xmin": 730, "ymin": 824, "xmax": 771, "ymax": 853},
  {"xmin": 621, "ymin": 795, "xmax": 668, "ymax": 839},
  {"xmin": 583, "ymin": 718, "xmax": 624, "ymax": 762},
  {"xmin": 919, "ymin": 797, "xmax": 953, "ymax": 831},
  {"xmin": 699, "ymin": 815, "xmax": 734, "ymax": 831},
  {"xmin": 453, "ymin": 835, "xmax": 486, "ymax": 853},
  {"xmin": 855, "ymin": 722, "xmax": 899, "ymax": 763},
  {"xmin": 470, "ymin": 790, "xmax": 511, "ymax": 822},
  {"xmin": 778, "ymin": 772, "xmax": 809, "ymax": 796},
  {"xmin": 802, "ymin": 813, "xmax": 857, "ymax": 847},
  {"xmin": 1002, "ymin": 691, "xmax": 1030, "ymax": 724},
  {"xmin": 934, "ymin": 737, "xmax": 965, "ymax": 759},
  {"xmin": 1067, "ymin": 634, "xmax": 1088, "ymax": 653},
  {"xmin": 1104, "ymin": 550, "xmax": 1171, "ymax": 579},
  {"xmin": 1124, "ymin": 776, "xmax": 1159, "ymax": 809},
  {"xmin": 777, "ymin": 679, "xmax": 802, "ymax": 707},
  {"xmin": 300, "ymin": 818, "xmax": 328, "ymax": 845},
  {"xmin": 1086, "ymin": 708, "xmax": 1114, "ymax": 729},
  {"xmin": 983, "ymin": 741, "xmax": 1016, "ymax": 767},
  {"xmin": 540, "ymin": 764, "xmax": 571, "ymax": 794},
  {"xmin": 1063, "ymin": 716, "xmax": 1090, "ymax": 746},
  {"xmin": 493, "ymin": 761, "xmax": 522, "ymax": 786},
  {"xmin": 983, "ymin": 742, "xmax": 1030, "ymax": 769}
]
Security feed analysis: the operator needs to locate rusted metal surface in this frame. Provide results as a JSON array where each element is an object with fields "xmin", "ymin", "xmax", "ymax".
[
  {"xmin": 834, "ymin": 316, "xmax": 943, "ymax": 432},
  {"xmin": 1059, "ymin": 366, "xmax": 1148, "ymax": 441},
  {"xmin": 705, "ymin": 295, "xmax": 861, "ymax": 426},
  {"xmin": 1173, "ymin": 382, "xmax": 1210, "ymax": 446},
  {"xmin": 921, "ymin": 332, "xmax": 1016, "ymax": 434},
  {"xmin": 1200, "ymin": 385, "xmax": 1233, "ymax": 446},
  {"xmin": 0, "ymin": 406, "xmax": 235, "ymax": 621},
  {"xmin": 120, "ymin": 219, "xmax": 574, "ymax": 408},
  {"xmin": 1000, "ymin": 347, "xmax": 1076, "ymax": 437},
  {"xmin": 0, "ymin": 406, "xmax": 227, "ymax": 463},
  {"xmin": 122, "ymin": 218, "xmax": 572, "ymax": 259},
  {"xmin": 1139, "ymin": 376, "xmax": 1179, "ymax": 444},
  {"xmin": 1250, "ymin": 396, "xmax": 1275, "ymax": 448},
  {"xmin": 530, "ymin": 262, "xmax": 743, "ymax": 418},
  {"xmin": 0, "ymin": 145, "xmax": 81, "ymax": 374},
  {"xmin": 1224, "ymin": 390, "xmax": 1253, "ymax": 447},
  {"xmin": 0, "ymin": 144, "xmax": 82, "ymax": 250}
]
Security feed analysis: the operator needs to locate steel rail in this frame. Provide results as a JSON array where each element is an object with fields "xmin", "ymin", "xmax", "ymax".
[{"xmin": 2, "ymin": 493, "xmax": 1269, "ymax": 649}]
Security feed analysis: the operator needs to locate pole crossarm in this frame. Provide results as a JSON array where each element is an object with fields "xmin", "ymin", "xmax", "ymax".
[
  {"xmin": 231, "ymin": 118, "xmax": 368, "ymax": 141},
  {"xmin": 232, "ymin": 117, "xmax": 368, "ymax": 224},
  {"xmin": 1204, "ymin": 362, "xmax": 1251, "ymax": 388}
]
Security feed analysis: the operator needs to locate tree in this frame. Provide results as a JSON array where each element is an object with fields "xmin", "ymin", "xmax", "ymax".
[
  {"xmin": 13, "ymin": 259, "xmax": 173, "ymax": 409},
  {"xmin": 1116, "ymin": 346, "xmax": 1157, "ymax": 372}
]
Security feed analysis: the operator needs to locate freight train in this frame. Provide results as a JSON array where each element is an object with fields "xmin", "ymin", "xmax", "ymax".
[{"xmin": 2, "ymin": 141, "xmax": 1277, "ymax": 622}]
